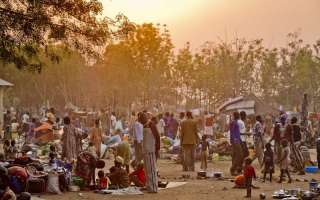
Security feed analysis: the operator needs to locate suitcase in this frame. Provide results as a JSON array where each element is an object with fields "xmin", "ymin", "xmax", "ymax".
[{"xmin": 26, "ymin": 178, "xmax": 46, "ymax": 194}]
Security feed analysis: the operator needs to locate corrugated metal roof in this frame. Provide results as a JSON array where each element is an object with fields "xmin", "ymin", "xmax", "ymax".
[
  {"xmin": 217, "ymin": 96, "xmax": 244, "ymax": 112},
  {"xmin": 0, "ymin": 79, "xmax": 13, "ymax": 87},
  {"xmin": 225, "ymin": 100, "xmax": 255, "ymax": 111}
]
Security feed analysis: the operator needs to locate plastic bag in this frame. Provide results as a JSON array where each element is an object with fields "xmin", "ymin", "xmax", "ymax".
[{"xmin": 47, "ymin": 172, "xmax": 62, "ymax": 194}]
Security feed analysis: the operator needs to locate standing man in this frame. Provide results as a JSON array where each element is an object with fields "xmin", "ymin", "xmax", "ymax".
[
  {"xmin": 133, "ymin": 113, "xmax": 144, "ymax": 164},
  {"xmin": 139, "ymin": 112, "xmax": 160, "ymax": 193},
  {"xmin": 180, "ymin": 111, "xmax": 198, "ymax": 171},
  {"xmin": 128, "ymin": 112, "xmax": 136, "ymax": 139},
  {"xmin": 239, "ymin": 111, "xmax": 249, "ymax": 159},
  {"xmin": 269, "ymin": 113, "xmax": 286, "ymax": 162},
  {"xmin": 230, "ymin": 111, "xmax": 243, "ymax": 176},
  {"xmin": 110, "ymin": 112, "xmax": 117, "ymax": 135},
  {"xmin": 253, "ymin": 115, "xmax": 264, "ymax": 167},
  {"xmin": 169, "ymin": 113, "xmax": 179, "ymax": 139}
]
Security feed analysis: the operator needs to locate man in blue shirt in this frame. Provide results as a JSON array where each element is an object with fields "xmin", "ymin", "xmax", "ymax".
[{"xmin": 230, "ymin": 111, "xmax": 243, "ymax": 176}]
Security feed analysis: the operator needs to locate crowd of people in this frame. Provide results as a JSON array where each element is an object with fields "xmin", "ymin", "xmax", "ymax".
[
  {"xmin": 0, "ymin": 106, "xmax": 319, "ymax": 199},
  {"xmin": 228, "ymin": 110, "xmax": 318, "ymax": 198}
]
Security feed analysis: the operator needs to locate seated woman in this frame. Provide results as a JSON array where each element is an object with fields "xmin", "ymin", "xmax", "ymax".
[
  {"xmin": 107, "ymin": 156, "xmax": 130, "ymax": 189},
  {"xmin": 129, "ymin": 161, "xmax": 146, "ymax": 187}
]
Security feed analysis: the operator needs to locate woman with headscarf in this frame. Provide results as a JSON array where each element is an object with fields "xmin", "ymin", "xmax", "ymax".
[
  {"xmin": 139, "ymin": 112, "xmax": 160, "ymax": 193},
  {"xmin": 89, "ymin": 119, "xmax": 103, "ymax": 158}
]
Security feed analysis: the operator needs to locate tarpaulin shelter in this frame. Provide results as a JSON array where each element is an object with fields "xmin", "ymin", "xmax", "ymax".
[{"xmin": 218, "ymin": 94, "xmax": 279, "ymax": 115}]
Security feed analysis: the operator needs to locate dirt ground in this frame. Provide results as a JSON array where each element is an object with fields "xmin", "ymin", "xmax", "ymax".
[
  {"xmin": 40, "ymin": 154, "xmax": 320, "ymax": 200},
  {"xmin": 1, "ymin": 143, "xmax": 319, "ymax": 200}
]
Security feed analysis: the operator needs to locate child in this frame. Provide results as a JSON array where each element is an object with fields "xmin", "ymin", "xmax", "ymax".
[
  {"xmin": 243, "ymin": 157, "xmax": 256, "ymax": 198},
  {"xmin": 278, "ymin": 139, "xmax": 292, "ymax": 183},
  {"xmin": 3, "ymin": 140, "xmax": 10, "ymax": 160},
  {"xmin": 200, "ymin": 135, "xmax": 209, "ymax": 170},
  {"xmin": 49, "ymin": 144, "xmax": 59, "ymax": 159},
  {"xmin": 97, "ymin": 170, "xmax": 109, "ymax": 190},
  {"xmin": 129, "ymin": 161, "xmax": 146, "ymax": 187},
  {"xmin": 262, "ymin": 143, "xmax": 274, "ymax": 182}
]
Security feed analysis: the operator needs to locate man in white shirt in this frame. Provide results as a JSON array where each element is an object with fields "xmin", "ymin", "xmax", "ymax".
[
  {"xmin": 238, "ymin": 111, "xmax": 249, "ymax": 159},
  {"xmin": 133, "ymin": 114, "xmax": 144, "ymax": 163}
]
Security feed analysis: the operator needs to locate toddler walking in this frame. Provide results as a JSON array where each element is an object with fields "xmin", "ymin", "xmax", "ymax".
[{"xmin": 244, "ymin": 157, "xmax": 256, "ymax": 198}]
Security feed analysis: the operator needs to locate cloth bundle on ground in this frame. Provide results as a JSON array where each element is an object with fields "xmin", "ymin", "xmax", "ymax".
[
  {"xmin": 211, "ymin": 139, "xmax": 232, "ymax": 156},
  {"xmin": 95, "ymin": 187, "xmax": 144, "ymax": 195}
]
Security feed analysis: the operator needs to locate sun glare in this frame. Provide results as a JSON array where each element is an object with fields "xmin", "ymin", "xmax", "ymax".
[{"xmin": 102, "ymin": 0, "xmax": 216, "ymax": 23}]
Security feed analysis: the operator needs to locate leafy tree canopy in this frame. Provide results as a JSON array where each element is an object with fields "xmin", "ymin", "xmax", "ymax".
[{"xmin": 0, "ymin": 0, "xmax": 132, "ymax": 71}]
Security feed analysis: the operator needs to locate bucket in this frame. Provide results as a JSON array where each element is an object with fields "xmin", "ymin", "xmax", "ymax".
[{"xmin": 309, "ymin": 180, "xmax": 318, "ymax": 191}]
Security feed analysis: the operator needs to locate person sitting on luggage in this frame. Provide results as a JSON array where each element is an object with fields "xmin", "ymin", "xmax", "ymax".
[
  {"xmin": 0, "ymin": 174, "xmax": 16, "ymax": 200},
  {"xmin": 129, "ymin": 161, "xmax": 146, "ymax": 187},
  {"xmin": 107, "ymin": 156, "xmax": 130, "ymax": 189},
  {"xmin": 97, "ymin": 170, "xmax": 109, "ymax": 190}
]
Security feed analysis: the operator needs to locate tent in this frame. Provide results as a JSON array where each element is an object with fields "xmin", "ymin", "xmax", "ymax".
[{"xmin": 218, "ymin": 94, "xmax": 279, "ymax": 115}]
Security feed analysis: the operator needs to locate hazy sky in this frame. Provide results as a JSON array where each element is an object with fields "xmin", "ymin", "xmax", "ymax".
[{"xmin": 102, "ymin": 0, "xmax": 320, "ymax": 49}]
